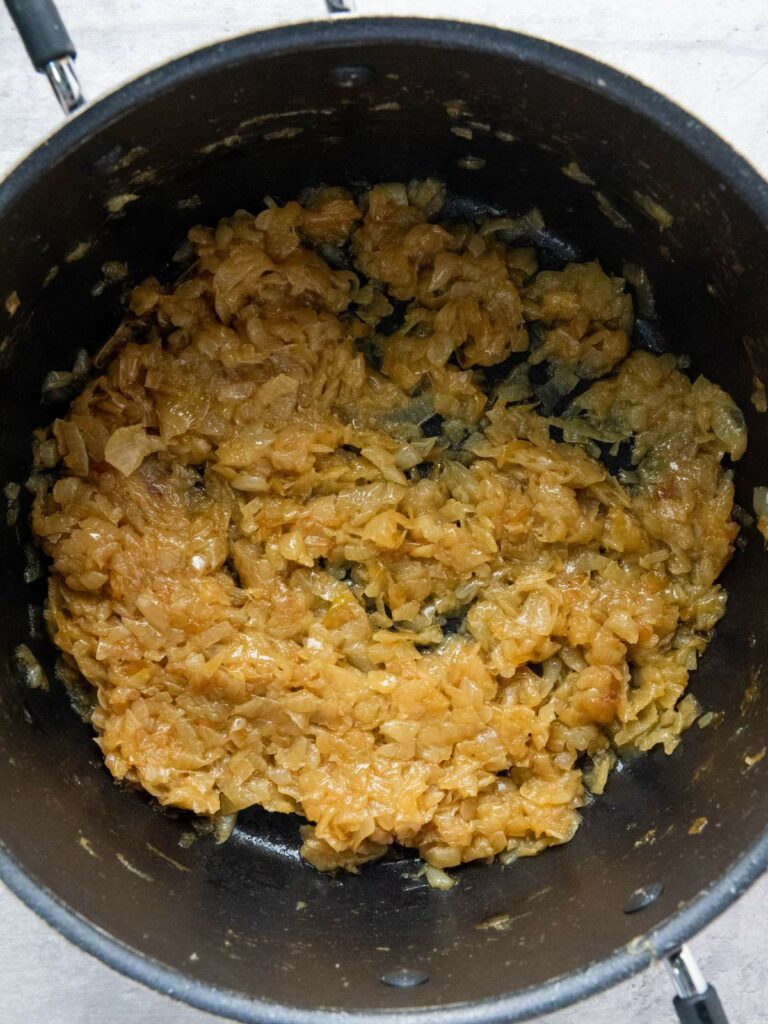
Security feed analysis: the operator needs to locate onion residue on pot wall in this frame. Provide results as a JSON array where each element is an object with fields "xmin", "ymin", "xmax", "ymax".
[{"xmin": 29, "ymin": 180, "xmax": 745, "ymax": 875}]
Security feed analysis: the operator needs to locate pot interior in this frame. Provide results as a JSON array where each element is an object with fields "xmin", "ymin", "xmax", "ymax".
[{"xmin": 0, "ymin": 20, "xmax": 767, "ymax": 1022}]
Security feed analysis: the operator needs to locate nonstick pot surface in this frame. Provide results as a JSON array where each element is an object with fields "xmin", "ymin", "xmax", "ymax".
[{"xmin": 1, "ymin": 18, "xmax": 767, "ymax": 1024}]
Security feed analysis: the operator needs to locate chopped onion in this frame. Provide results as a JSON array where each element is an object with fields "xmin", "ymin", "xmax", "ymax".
[
  {"xmin": 57, "ymin": 420, "xmax": 89, "ymax": 477},
  {"xmin": 732, "ymin": 504, "xmax": 754, "ymax": 527},
  {"xmin": 534, "ymin": 365, "xmax": 579, "ymax": 411},
  {"xmin": 25, "ymin": 473, "xmax": 49, "ymax": 499},
  {"xmin": 710, "ymin": 401, "xmax": 747, "ymax": 460},
  {"xmin": 4, "ymin": 481, "xmax": 20, "ymax": 526},
  {"xmin": 618, "ymin": 469, "xmax": 640, "ymax": 486},
  {"xmin": 213, "ymin": 813, "xmax": 238, "ymax": 844},
  {"xmin": 104, "ymin": 424, "xmax": 163, "ymax": 476},
  {"xmin": 595, "ymin": 192, "xmax": 631, "ymax": 231},
  {"xmin": 103, "ymin": 260, "xmax": 128, "ymax": 281},
  {"xmin": 229, "ymin": 473, "xmax": 269, "ymax": 493},
  {"xmin": 479, "ymin": 207, "xmax": 545, "ymax": 241},
  {"xmin": 41, "ymin": 369, "xmax": 74, "ymax": 395},
  {"xmin": 32, "ymin": 433, "xmax": 59, "ymax": 471},
  {"xmin": 454, "ymin": 578, "xmax": 483, "ymax": 603},
  {"xmin": 72, "ymin": 348, "xmax": 90, "ymax": 381},
  {"xmin": 754, "ymin": 486, "xmax": 768, "ymax": 522},
  {"xmin": 633, "ymin": 191, "xmax": 674, "ymax": 230},
  {"xmin": 422, "ymin": 864, "xmax": 456, "ymax": 889},
  {"xmin": 561, "ymin": 161, "xmax": 595, "ymax": 186},
  {"xmin": 14, "ymin": 644, "xmax": 48, "ymax": 690},
  {"xmin": 23, "ymin": 543, "xmax": 43, "ymax": 583},
  {"xmin": 751, "ymin": 375, "xmax": 767, "ymax": 413},
  {"xmin": 496, "ymin": 363, "xmax": 532, "ymax": 404},
  {"xmin": 584, "ymin": 749, "xmax": 616, "ymax": 795},
  {"xmin": 561, "ymin": 417, "xmax": 627, "ymax": 446},
  {"xmin": 94, "ymin": 319, "xmax": 141, "ymax": 370}
]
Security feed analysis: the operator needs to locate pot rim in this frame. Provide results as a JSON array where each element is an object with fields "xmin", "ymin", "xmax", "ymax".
[{"xmin": 1, "ymin": 16, "xmax": 767, "ymax": 1024}]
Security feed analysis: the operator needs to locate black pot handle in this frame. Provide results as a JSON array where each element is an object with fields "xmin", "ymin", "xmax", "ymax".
[
  {"xmin": 4, "ymin": 0, "xmax": 84, "ymax": 113},
  {"xmin": 4, "ymin": 0, "xmax": 357, "ymax": 115},
  {"xmin": 673, "ymin": 988, "xmax": 728, "ymax": 1024},
  {"xmin": 667, "ymin": 946, "xmax": 729, "ymax": 1024}
]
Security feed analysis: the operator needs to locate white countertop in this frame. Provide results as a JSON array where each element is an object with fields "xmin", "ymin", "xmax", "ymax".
[{"xmin": 1, "ymin": 2, "xmax": 766, "ymax": 1022}]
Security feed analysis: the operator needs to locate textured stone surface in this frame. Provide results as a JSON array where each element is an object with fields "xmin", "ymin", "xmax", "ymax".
[{"xmin": 1, "ymin": 2, "xmax": 766, "ymax": 1021}]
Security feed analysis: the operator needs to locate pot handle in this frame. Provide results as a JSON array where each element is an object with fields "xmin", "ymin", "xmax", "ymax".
[
  {"xmin": 4, "ymin": 0, "xmax": 84, "ymax": 113},
  {"xmin": 666, "ymin": 946, "xmax": 729, "ymax": 1024},
  {"xmin": 4, "ymin": 0, "xmax": 355, "ymax": 116}
]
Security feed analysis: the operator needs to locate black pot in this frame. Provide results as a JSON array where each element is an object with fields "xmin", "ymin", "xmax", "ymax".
[{"xmin": 1, "ymin": 17, "xmax": 767, "ymax": 1024}]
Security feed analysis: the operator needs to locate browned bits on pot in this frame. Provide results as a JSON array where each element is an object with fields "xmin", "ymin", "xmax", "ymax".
[{"xmin": 30, "ymin": 180, "xmax": 745, "ymax": 876}]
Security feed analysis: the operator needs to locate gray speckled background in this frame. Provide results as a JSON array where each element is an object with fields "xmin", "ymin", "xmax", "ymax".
[{"xmin": 1, "ymin": 2, "xmax": 767, "ymax": 1022}]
